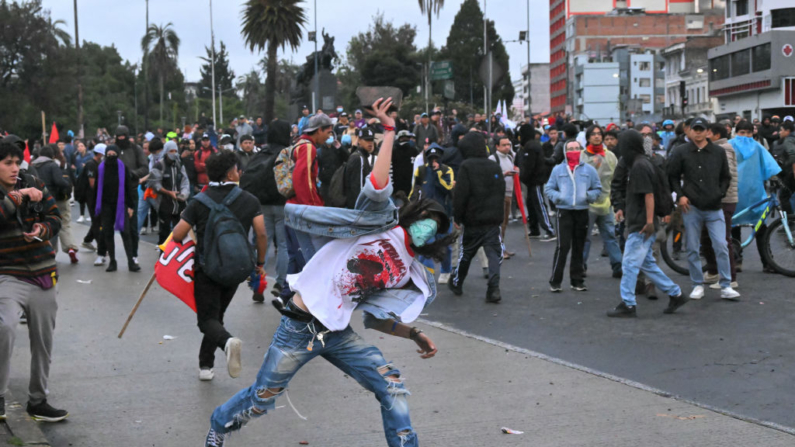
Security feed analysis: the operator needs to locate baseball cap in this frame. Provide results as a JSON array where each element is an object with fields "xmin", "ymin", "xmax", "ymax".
[
  {"xmin": 201, "ymin": 133, "xmax": 210, "ymax": 139},
  {"xmin": 426, "ymin": 144, "xmax": 444, "ymax": 159},
  {"xmin": 166, "ymin": 131, "xmax": 178, "ymax": 140},
  {"xmin": 784, "ymin": 116, "xmax": 794, "ymax": 123},
  {"xmin": 355, "ymin": 109, "xmax": 363, "ymax": 114},
  {"xmin": 690, "ymin": 118, "xmax": 709, "ymax": 130},
  {"xmin": 340, "ymin": 112, "xmax": 348, "ymax": 117},
  {"xmin": 431, "ymin": 110, "xmax": 441, "ymax": 115},
  {"xmin": 302, "ymin": 105, "xmax": 308, "ymax": 110},
  {"xmin": 397, "ymin": 130, "xmax": 414, "ymax": 139},
  {"xmin": 239, "ymin": 114, "xmax": 246, "ymax": 119},
  {"xmin": 93, "ymin": 144, "xmax": 107, "ymax": 156},
  {"xmin": 219, "ymin": 134, "xmax": 233, "ymax": 145},
  {"xmin": 420, "ymin": 113, "xmax": 429, "ymax": 118},
  {"xmin": 303, "ymin": 113, "xmax": 333, "ymax": 133},
  {"xmin": 358, "ymin": 127, "xmax": 375, "ymax": 141}
]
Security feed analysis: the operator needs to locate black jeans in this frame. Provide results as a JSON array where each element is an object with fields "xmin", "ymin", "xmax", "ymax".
[
  {"xmin": 451, "ymin": 225, "xmax": 502, "ymax": 290},
  {"xmin": 195, "ymin": 269, "xmax": 238, "ymax": 369},
  {"xmin": 158, "ymin": 212, "xmax": 181, "ymax": 245},
  {"xmin": 550, "ymin": 209, "xmax": 588, "ymax": 287},
  {"xmin": 526, "ymin": 185, "xmax": 555, "ymax": 235},
  {"xmin": 98, "ymin": 206, "xmax": 134, "ymax": 261},
  {"xmin": 129, "ymin": 194, "xmax": 140, "ymax": 258}
]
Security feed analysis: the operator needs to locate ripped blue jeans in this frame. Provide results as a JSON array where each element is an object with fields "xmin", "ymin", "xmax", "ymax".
[{"xmin": 210, "ymin": 316, "xmax": 418, "ymax": 447}]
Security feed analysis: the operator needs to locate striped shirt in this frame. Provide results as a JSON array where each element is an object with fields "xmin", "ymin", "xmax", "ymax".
[{"xmin": 0, "ymin": 175, "xmax": 61, "ymax": 280}]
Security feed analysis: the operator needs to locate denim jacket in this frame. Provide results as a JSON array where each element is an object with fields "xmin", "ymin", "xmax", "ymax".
[
  {"xmin": 544, "ymin": 160, "xmax": 602, "ymax": 210},
  {"xmin": 284, "ymin": 175, "xmax": 437, "ymax": 328}
]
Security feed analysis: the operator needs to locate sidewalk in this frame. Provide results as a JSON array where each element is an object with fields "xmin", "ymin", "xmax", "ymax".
[
  {"xmin": 1, "ymin": 391, "xmax": 49, "ymax": 446},
  {"xmin": 5, "ymin": 235, "xmax": 795, "ymax": 446}
]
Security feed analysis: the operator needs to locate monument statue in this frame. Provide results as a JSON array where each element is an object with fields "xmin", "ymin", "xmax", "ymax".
[{"xmin": 292, "ymin": 28, "xmax": 339, "ymax": 105}]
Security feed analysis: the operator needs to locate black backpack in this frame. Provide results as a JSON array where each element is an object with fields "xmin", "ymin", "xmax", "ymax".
[
  {"xmin": 651, "ymin": 161, "xmax": 674, "ymax": 218},
  {"xmin": 193, "ymin": 187, "xmax": 255, "ymax": 287},
  {"xmin": 240, "ymin": 151, "xmax": 281, "ymax": 205},
  {"xmin": 326, "ymin": 164, "xmax": 347, "ymax": 208}
]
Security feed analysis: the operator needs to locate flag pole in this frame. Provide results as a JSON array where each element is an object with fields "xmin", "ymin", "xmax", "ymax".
[
  {"xmin": 41, "ymin": 111, "xmax": 47, "ymax": 142},
  {"xmin": 513, "ymin": 173, "xmax": 532, "ymax": 257},
  {"xmin": 118, "ymin": 271, "xmax": 157, "ymax": 338}
]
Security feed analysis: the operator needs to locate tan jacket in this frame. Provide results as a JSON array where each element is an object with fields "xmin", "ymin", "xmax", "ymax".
[{"xmin": 714, "ymin": 138, "xmax": 738, "ymax": 203}]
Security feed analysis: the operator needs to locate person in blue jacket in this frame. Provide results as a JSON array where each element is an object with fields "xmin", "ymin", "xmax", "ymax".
[{"xmin": 544, "ymin": 139, "xmax": 602, "ymax": 292}]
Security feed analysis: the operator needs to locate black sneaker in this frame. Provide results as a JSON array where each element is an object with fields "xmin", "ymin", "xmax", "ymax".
[
  {"xmin": 447, "ymin": 279, "xmax": 463, "ymax": 296},
  {"xmin": 205, "ymin": 428, "xmax": 226, "ymax": 447},
  {"xmin": 106, "ymin": 259, "xmax": 117, "ymax": 272},
  {"xmin": 612, "ymin": 268, "xmax": 623, "ymax": 279},
  {"xmin": 571, "ymin": 284, "xmax": 587, "ymax": 292},
  {"xmin": 252, "ymin": 292, "xmax": 265, "ymax": 303},
  {"xmin": 549, "ymin": 284, "xmax": 562, "ymax": 293},
  {"xmin": 607, "ymin": 302, "xmax": 637, "ymax": 318},
  {"xmin": 0, "ymin": 396, "xmax": 5, "ymax": 421},
  {"xmin": 486, "ymin": 288, "xmax": 501, "ymax": 303},
  {"xmin": 663, "ymin": 294, "xmax": 690, "ymax": 314},
  {"xmin": 528, "ymin": 231, "xmax": 542, "ymax": 239},
  {"xmin": 128, "ymin": 262, "xmax": 141, "ymax": 272},
  {"xmin": 270, "ymin": 282, "xmax": 284, "ymax": 298},
  {"xmin": 26, "ymin": 400, "xmax": 68, "ymax": 422}
]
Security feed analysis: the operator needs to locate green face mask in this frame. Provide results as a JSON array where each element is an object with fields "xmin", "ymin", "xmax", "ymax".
[{"xmin": 408, "ymin": 218, "xmax": 438, "ymax": 247}]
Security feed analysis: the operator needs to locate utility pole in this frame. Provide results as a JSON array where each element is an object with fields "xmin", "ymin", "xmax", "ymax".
[
  {"xmin": 210, "ymin": 0, "xmax": 217, "ymax": 128},
  {"xmin": 74, "ymin": 0, "xmax": 84, "ymax": 138},
  {"xmin": 144, "ymin": 0, "xmax": 149, "ymax": 132},
  {"xmin": 219, "ymin": 84, "xmax": 224, "ymax": 126},
  {"xmin": 313, "ymin": 0, "xmax": 319, "ymax": 112},
  {"xmin": 527, "ymin": 0, "xmax": 531, "ymax": 120},
  {"xmin": 134, "ymin": 64, "xmax": 138, "ymax": 135},
  {"xmin": 484, "ymin": 0, "xmax": 490, "ymax": 135}
]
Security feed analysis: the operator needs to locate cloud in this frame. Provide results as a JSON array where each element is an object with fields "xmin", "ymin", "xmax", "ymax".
[{"xmin": 44, "ymin": 0, "xmax": 548, "ymax": 85}]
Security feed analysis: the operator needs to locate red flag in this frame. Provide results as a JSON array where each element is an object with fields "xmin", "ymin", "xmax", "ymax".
[
  {"xmin": 48, "ymin": 122, "xmax": 59, "ymax": 144},
  {"xmin": 155, "ymin": 234, "xmax": 196, "ymax": 312},
  {"xmin": 23, "ymin": 141, "xmax": 31, "ymax": 163},
  {"xmin": 513, "ymin": 173, "xmax": 528, "ymax": 225}
]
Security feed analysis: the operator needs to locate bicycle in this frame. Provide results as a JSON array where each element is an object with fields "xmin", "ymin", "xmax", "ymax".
[{"xmin": 661, "ymin": 187, "xmax": 795, "ymax": 277}]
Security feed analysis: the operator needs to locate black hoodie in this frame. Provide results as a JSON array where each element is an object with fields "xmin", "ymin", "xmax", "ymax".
[
  {"xmin": 453, "ymin": 132, "xmax": 505, "ymax": 227},
  {"xmin": 441, "ymin": 124, "xmax": 466, "ymax": 174}
]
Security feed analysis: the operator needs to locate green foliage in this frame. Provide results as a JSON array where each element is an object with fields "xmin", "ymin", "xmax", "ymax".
[
  {"xmin": 338, "ymin": 14, "xmax": 421, "ymax": 110},
  {"xmin": 439, "ymin": 0, "xmax": 514, "ymax": 109},
  {"xmin": 198, "ymin": 41, "xmax": 235, "ymax": 99},
  {"xmin": 142, "ymin": 22, "xmax": 181, "ymax": 124}
]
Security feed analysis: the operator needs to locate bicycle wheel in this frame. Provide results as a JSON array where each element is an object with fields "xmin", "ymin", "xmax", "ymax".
[
  {"xmin": 762, "ymin": 218, "xmax": 795, "ymax": 277},
  {"xmin": 661, "ymin": 225, "xmax": 692, "ymax": 275}
]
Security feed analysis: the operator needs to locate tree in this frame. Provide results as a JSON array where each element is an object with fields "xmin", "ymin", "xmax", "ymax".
[
  {"xmin": 241, "ymin": 0, "xmax": 306, "ymax": 122},
  {"xmin": 198, "ymin": 41, "xmax": 235, "ymax": 100},
  {"xmin": 440, "ymin": 0, "xmax": 514, "ymax": 110},
  {"xmin": 339, "ymin": 15, "xmax": 421, "ymax": 108},
  {"xmin": 141, "ymin": 22, "xmax": 180, "ymax": 126},
  {"xmin": 417, "ymin": 0, "xmax": 444, "ymax": 88}
]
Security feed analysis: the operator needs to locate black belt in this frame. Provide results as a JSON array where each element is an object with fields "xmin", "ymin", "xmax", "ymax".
[{"xmin": 271, "ymin": 298, "xmax": 329, "ymax": 332}]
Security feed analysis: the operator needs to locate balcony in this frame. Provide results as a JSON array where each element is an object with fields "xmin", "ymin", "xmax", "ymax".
[{"xmin": 685, "ymin": 102, "xmax": 714, "ymax": 115}]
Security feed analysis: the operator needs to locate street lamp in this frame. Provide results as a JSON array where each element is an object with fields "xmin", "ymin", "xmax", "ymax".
[
  {"xmin": 203, "ymin": 86, "xmax": 236, "ymax": 126},
  {"xmin": 117, "ymin": 110, "xmax": 123, "ymax": 126}
]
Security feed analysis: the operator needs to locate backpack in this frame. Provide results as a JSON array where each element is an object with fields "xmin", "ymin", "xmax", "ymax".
[
  {"xmin": 240, "ymin": 151, "xmax": 281, "ymax": 204},
  {"xmin": 274, "ymin": 138, "xmax": 312, "ymax": 198},
  {"xmin": 193, "ymin": 187, "xmax": 255, "ymax": 287},
  {"xmin": 651, "ymin": 161, "xmax": 674, "ymax": 218},
  {"xmin": 326, "ymin": 164, "xmax": 347, "ymax": 208}
]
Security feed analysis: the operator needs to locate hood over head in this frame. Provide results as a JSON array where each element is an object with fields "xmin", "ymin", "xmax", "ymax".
[
  {"xmin": 459, "ymin": 131, "xmax": 488, "ymax": 159},
  {"xmin": 268, "ymin": 120, "xmax": 291, "ymax": 148},
  {"xmin": 450, "ymin": 124, "xmax": 468, "ymax": 147},
  {"xmin": 518, "ymin": 123, "xmax": 535, "ymax": 146},
  {"xmin": 618, "ymin": 129, "xmax": 645, "ymax": 166}
]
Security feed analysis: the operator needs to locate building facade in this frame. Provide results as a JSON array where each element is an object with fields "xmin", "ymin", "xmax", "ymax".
[
  {"xmin": 572, "ymin": 59, "xmax": 621, "ymax": 124},
  {"xmin": 662, "ymin": 36, "xmax": 724, "ymax": 120},
  {"xmin": 708, "ymin": 0, "xmax": 795, "ymax": 120},
  {"xmin": 549, "ymin": 0, "xmax": 725, "ymax": 114}
]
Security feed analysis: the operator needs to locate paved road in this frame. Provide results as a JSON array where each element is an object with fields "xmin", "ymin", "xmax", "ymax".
[
  {"xmin": 5, "ymin": 216, "xmax": 794, "ymax": 446},
  {"xmin": 425, "ymin": 220, "xmax": 795, "ymax": 429}
]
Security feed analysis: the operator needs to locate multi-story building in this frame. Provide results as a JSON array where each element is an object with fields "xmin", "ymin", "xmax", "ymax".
[
  {"xmin": 549, "ymin": 0, "xmax": 725, "ymax": 114},
  {"xmin": 707, "ymin": 0, "xmax": 795, "ymax": 120},
  {"xmin": 572, "ymin": 58, "xmax": 621, "ymax": 124},
  {"xmin": 511, "ymin": 78, "xmax": 525, "ymax": 121},
  {"xmin": 522, "ymin": 63, "xmax": 551, "ymax": 117},
  {"xmin": 662, "ymin": 36, "xmax": 724, "ymax": 120}
]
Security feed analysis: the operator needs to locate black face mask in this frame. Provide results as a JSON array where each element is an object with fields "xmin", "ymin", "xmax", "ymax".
[
  {"xmin": 106, "ymin": 154, "xmax": 118, "ymax": 162},
  {"xmin": 116, "ymin": 138, "xmax": 130, "ymax": 149}
]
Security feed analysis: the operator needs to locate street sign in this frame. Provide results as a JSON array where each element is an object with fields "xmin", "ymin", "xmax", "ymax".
[
  {"xmin": 443, "ymin": 80, "xmax": 455, "ymax": 100},
  {"xmin": 430, "ymin": 61, "xmax": 453, "ymax": 81},
  {"xmin": 478, "ymin": 53, "xmax": 505, "ymax": 88}
]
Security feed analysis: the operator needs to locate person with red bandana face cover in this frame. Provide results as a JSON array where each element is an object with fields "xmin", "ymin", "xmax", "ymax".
[{"xmin": 544, "ymin": 139, "xmax": 602, "ymax": 292}]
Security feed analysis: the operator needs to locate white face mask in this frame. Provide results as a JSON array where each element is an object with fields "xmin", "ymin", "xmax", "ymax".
[{"xmin": 223, "ymin": 144, "xmax": 234, "ymax": 151}]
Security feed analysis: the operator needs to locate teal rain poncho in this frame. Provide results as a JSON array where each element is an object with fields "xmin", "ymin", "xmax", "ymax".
[{"xmin": 730, "ymin": 136, "xmax": 781, "ymax": 225}]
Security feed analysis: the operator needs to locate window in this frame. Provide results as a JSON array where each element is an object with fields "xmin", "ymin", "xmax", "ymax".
[
  {"xmin": 735, "ymin": 0, "xmax": 748, "ymax": 16},
  {"xmin": 656, "ymin": 95, "xmax": 665, "ymax": 105},
  {"xmin": 731, "ymin": 49, "xmax": 751, "ymax": 76},
  {"xmin": 711, "ymin": 55, "xmax": 730, "ymax": 81},
  {"xmin": 772, "ymin": 8, "xmax": 795, "ymax": 28},
  {"xmin": 639, "ymin": 78, "xmax": 651, "ymax": 87},
  {"xmin": 655, "ymin": 78, "xmax": 665, "ymax": 88},
  {"xmin": 752, "ymin": 44, "xmax": 771, "ymax": 72},
  {"xmin": 785, "ymin": 78, "xmax": 795, "ymax": 107},
  {"xmin": 639, "ymin": 61, "xmax": 651, "ymax": 71},
  {"xmin": 639, "ymin": 94, "xmax": 651, "ymax": 104}
]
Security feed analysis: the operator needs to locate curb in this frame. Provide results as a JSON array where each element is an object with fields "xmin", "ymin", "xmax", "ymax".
[{"xmin": 1, "ymin": 392, "xmax": 49, "ymax": 446}]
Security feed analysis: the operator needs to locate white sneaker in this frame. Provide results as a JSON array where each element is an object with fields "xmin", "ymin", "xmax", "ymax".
[
  {"xmin": 140, "ymin": 227, "xmax": 147, "ymax": 235},
  {"xmin": 132, "ymin": 257, "xmax": 139, "ymax": 264},
  {"xmin": 689, "ymin": 285, "xmax": 705, "ymax": 300},
  {"xmin": 703, "ymin": 272, "xmax": 719, "ymax": 284},
  {"xmin": 224, "ymin": 337, "xmax": 242, "ymax": 378},
  {"xmin": 86, "ymin": 216, "xmax": 91, "ymax": 222},
  {"xmin": 710, "ymin": 281, "xmax": 738, "ymax": 289},
  {"xmin": 438, "ymin": 273, "xmax": 450, "ymax": 284},
  {"xmin": 721, "ymin": 287, "xmax": 741, "ymax": 301},
  {"xmin": 76, "ymin": 215, "xmax": 85, "ymax": 223},
  {"xmin": 199, "ymin": 368, "xmax": 214, "ymax": 381},
  {"xmin": 94, "ymin": 256, "xmax": 107, "ymax": 266}
]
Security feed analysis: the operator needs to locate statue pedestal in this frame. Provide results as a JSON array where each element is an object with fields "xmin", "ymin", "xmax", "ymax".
[{"xmin": 313, "ymin": 69, "xmax": 338, "ymax": 111}]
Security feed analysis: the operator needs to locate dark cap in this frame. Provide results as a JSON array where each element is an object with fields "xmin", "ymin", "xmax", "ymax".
[
  {"xmin": 426, "ymin": 144, "xmax": 444, "ymax": 159},
  {"xmin": 431, "ymin": 110, "xmax": 441, "ymax": 115},
  {"xmin": 690, "ymin": 118, "xmax": 709, "ymax": 130},
  {"xmin": 115, "ymin": 125, "xmax": 129, "ymax": 137},
  {"xmin": 340, "ymin": 112, "xmax": 348, "ymax": 117},
  {"xmin": 358, "ymin": 127, "xmax": 375, "ymax": 141},
  {"xmin": 302, "ymin": 105, "xmax": 308, "ymax": 110},
  {"xmin": 201, "ymin": 133, "xmax": 210, "ymax": 139}
]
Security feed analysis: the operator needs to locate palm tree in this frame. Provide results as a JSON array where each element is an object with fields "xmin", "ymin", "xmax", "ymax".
[
  {"xmin": 241, "ymin": 0, "xmax": 306, "ymax": 122},
  {"xmin": 418, "ymin": 0, "xmax": 444, "ymax": 91},
  {"xmin": 141, "ymin": 23, "xmax": 180, "ymax": 126},
  {"xmin": 47, "ymin": 17, "xmax": 71, "ymax": 47},
  {"xmin": 237, "ymin": 70, "xmax": 262, "ymax": 116}
]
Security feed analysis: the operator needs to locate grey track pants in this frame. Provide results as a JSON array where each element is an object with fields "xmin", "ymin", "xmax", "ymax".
[{"xmin": 0, "ymin": 275, "xmax": 58, "ymax": 405}]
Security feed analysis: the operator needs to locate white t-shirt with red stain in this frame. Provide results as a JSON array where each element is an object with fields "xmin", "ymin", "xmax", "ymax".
[{"xmin": 288, "ymin": 225, "xmax": 429, "ymax": 331}]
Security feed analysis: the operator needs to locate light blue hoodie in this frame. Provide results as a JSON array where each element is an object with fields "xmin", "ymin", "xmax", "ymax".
[{"xmin": 544, "ymin": 159, "xmax": 602, "ymax": 210}]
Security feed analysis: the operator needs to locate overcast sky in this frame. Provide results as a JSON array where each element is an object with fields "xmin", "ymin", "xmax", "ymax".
[{"xmin": 44, "ymin": 0, "xmax": 549, "ymax": 87}]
